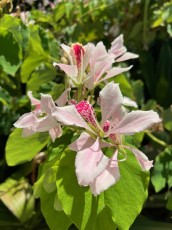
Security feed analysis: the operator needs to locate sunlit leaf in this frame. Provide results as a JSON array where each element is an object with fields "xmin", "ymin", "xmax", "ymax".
[
  {"xmin": 0, "ymin": 178, "xmax": 34, "ymax": 223},
  {"xmin": 151, "ymin": 147, "xmax": 172, "ymax": 192},
  {"xmin": 40, "ymin": 189, "xmax": 71, "ymax": 230},
  {"xmin": 5, "ymin": 129, "xmax": 49, "ymax": 166}
]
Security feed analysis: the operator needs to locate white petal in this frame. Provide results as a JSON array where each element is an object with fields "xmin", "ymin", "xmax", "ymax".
[
  {"xmin": 124, "ymin": 146, "xmax": 153, "ymax": 171},
  {"xmin": 116, "ymin": 52, "xmax": 139, "ymax": 62},
  {"xmin": 102, "ymin": 66, "xmax": 132, "ymax": 81},
  {"xmin": 52, "ymin": 105, "xmax": 94, "ymax": 133},
  {"xmin": 99, "ymin": 82, "xmax": 125, "ymax": 127},
  {"xmin": 111, "ymin": 110, "xmax": 161, "ymax": 135},
  {"xmin": 49, "ymin": 125, "xmax": 62, "ymax": 142},
  {"xmin": 123, "ymin": 96, "xmax": 138, "ymax": 108},
  {"xmin": 93, "ymin": 55, "xmax": 114, "ymax": 83},
  {"xmin": 27, "ymin": 91, "xmax": 40, "ymax": 105},
  {"xmin": 55, "ymin": 88, "xmax": 70, "ymax": 107},
  {"xmin": 32, "ymin": 116, "xmax": 57, "ymax": 132},
  {"xmin": 75, "ymin": 138, "xmax": 109, "ymax": 186},
  {"xmin": 70, "ymin": 132, "xmax": 111, "ymax": 152},
  {"xmin": 69, "ymin": 132, "xmax": 94, "ymax": 151},
  {"xmin": 90, "ymin": 149, "xmax": 120, "ymax": 195},
  {"xmin": 90, "ymin": 42, "xmax": 107, "ymax": 70},
  {"xmin": 40, "ymin": 94, "xmax": 56, "ymax": 114},
  {"xmin": 54, "ymin": 63, "xmax": 78, "ymax": 79},
  {"xmin": 14, "ymin": 113, "xmax": 38, "ymax": 128},
  {"xmin": 83, "ymin": 43, "xmax": 95, "ymax": 71}
]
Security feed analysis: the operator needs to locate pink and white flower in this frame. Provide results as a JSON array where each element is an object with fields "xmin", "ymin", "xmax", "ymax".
[
  {"xmin": 54, "ymin": 35, "xmax": 138, "ymax": 89},
  {"xmin": 14, "ymin": 89, "xmax": 69, "ymax": 142},
  {"xmin": 53, "ymin": 82, "xmax": 161, "ymax": 195},
  {"xmin": 54, "ymin": 43, "xmax": 94, "ymax": 86}
]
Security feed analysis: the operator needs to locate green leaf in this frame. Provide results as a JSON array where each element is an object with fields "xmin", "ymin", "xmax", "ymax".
[
  {"xmin": 114, "ymin": 74, "xmax": 135, "ymax": 99},
  {"xmin": 56, "ymin": 150, "xmax": 102, "ymax": 230},
  {"xmin": 0, "ymin": 28, "xmax": 21, "ymax": 76},
  {"xmin": 40, "ymin": 189, "xmax": 71, "ymax": 230},
  {"xmin": 5, "ymin": 129, "xmax": 49, "ymax": 166},
  {"xmin": 20, "ymin": 25, "xmax": 48, "ymax": 83},
  {"xmin": 21, "ymin": 54, "xmax": 47, "ymax": 83},
  {"xmin": 162, "ymin": 107, "xmax": 172, "ymax": 131},
  {"xmin": 55, "ymin": 147, "xmax": 148, "ymax": 230},
  {"xmin": 27, "ymin": 63, "xmax": 57, "ymax": 91},
  {"xmin": 53, "ymin": 3, "xmax": 66, "ymax": 22},
  {"xmin": 34, "ymin": 154, "xmax": 62, "ymax": 198},
  {"xmin": 104, "ymin": 149, "xmax": 149, "ymax": 230},
  {"xmin": 132, "ymin": 80, "xmax": 144, "ymax": 106},
  {"xmin": 43, "ymin": 166, "xmax": 58, "ymax": 193},
  {"xmin": 151, "ymin": 147, "xmax": 172, "ymax": 192},
  {"xmin": 0, "ymin": 178, "xmax": 34, "ymax": 223}
]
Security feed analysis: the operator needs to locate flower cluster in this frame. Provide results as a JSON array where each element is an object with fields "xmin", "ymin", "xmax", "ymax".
[
  {"xmin": 54, "ymin": 34, "xmax": 138, "ymax": 89},
  {"xmin": 14, "ymin": 35, "xmax": 161, "ymax": 195}
]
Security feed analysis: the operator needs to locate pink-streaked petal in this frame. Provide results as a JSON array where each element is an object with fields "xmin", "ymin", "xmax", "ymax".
[
  {"xmin": 90, "ymin": 42, "xmax": 108, "ymax": 70},
  {"xmin": 70, "ymin": 132, "xmax": 111, "ymax": 152},
  {"xmin": 124, "ymin": 146, "xmax": 153, "ymax": 171},
  {"xmin": 111, "ymin": 34, "xmax": 124, "ymax": 50},
  {"xmin": 55, "ymin": 88, "xmax": 70, "ymax": 107},
  {"xmin": 40, "ymin": 94, "xmax": 56, "ymax": 114},
  {"xmin": 90, "ymin": 149, "xmax": 120, "ymax": 195},
  {"xmin": 61, "ymin": 43, "xmax": 71, "ymax": 54},
  {"xmin": 49, "ymin": 125, "xmax": 62, "ymax": 142},
  {"xmin": 102, "ymin": 66, "xmax": 132, "ymax": 82},
  {"xmin": 14, "ymin": 113, "xmax": 38, "ymax": 128},
  {"xmin": 123, "ymin": 96, "xmax": 138, "ymax": 108},
  {"xmin": 108, "ymin": 34, "xmax": 126, "ymax": 57},
  {"xmin": 27, "ymin": 91, "xmax": 40, "ymax": 106},
  {"xmin": 52, "ymin": 105, "xmax": 94, "ymax": 133},
  {"xmin": 110, "ymin": 110, "xmax": 161, "ymax": 135},
  {"xmin": 99, "ymin": 82, "xmax": 125, "ymax": 127},
  {"xmin": 84, "ymin": 73, "xmax": 94, "ymax": 90},
  {"xmin": 32, "ymin": 116, "xmax": 57, "ymax": 132},
  {"xmin": 54, "ymin": 63, "xmax": 78, "ymax": 79},
  {"xmin": 69, "ymin": 132, "xmax": 94, "ymax": 151},
  {"xmin": 93, "ymin": 55, "xmax": 114, "ymax": 83},
  {"xmin": 116, "ymin": 52, "xmax": 139, "ymax": 62},
  {"xmin": 22, "ymin": 128, "xmax": 36, "ymax": 137},
  {"xmin": 75, "ymin": 138, "xmax": 109, "ymax": 186},
  {"xmin": 60, "ymin": 43, "xmax": 73, "ymax": 64},
  {"xmin": 83, "ymin": 43, "xmax": 95, "ymax": 71}
]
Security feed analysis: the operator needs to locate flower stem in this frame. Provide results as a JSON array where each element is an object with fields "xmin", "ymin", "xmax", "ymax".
[
  {"xmin": 77, "ymin": 85, "xmax": 82, "ymax": 101},
  {"xmin": 145, "ymin": 130, "xmax": 167, "ymax": 147}
]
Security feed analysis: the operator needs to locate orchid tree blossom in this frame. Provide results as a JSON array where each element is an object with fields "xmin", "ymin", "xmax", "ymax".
[
  {"xmin": 54, "ymin": 35, "xmax": 138, "ymax": 90},
  {"xmin": 53, "ymin": 82, "xmax": 161, "ymax": 195},
  {"xmin": 85, "ymin": 40, "xmax": 134, "ymax": 89},
  {"xmin": 108, "ymin": 34, "xmax": 139, "ymax": 62},
  {"xmin": 14, "ymin": 89, "xmax": 69, "ymax": 142},
  {"xmin": 54, "ymin": 43, "xmax": 94, "ymax": 86}
]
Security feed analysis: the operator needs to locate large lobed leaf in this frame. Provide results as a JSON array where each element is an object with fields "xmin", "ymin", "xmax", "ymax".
[{"xmin": 38, "ymin": 147, "xmax": 149, "ymax": 230}]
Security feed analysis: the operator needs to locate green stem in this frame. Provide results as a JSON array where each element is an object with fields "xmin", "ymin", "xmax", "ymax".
[
  {"xmin": 145, "ymin": 130, "xmax": 167, "ymax": 147},
  {"xmin": 77, "ymin": 85, "xmax": 82, "ymax": 101}
]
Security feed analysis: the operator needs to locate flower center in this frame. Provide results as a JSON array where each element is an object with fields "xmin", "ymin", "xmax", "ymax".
[
  {"xmin": 71, "ymin": 43, "xmax": 85, "ymax": 68},
  {"xmin": 75, "ymin": 101, "xmax": 96, "ymax": 126},
  {"xmin": 103, "ymin": 120, "xmax": 120, "ymax": 143}
]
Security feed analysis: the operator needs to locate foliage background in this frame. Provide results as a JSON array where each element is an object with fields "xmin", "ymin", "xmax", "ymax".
[{"xmin": 0, "ymin": 0, "xmax": 172, "ymax": 229}]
